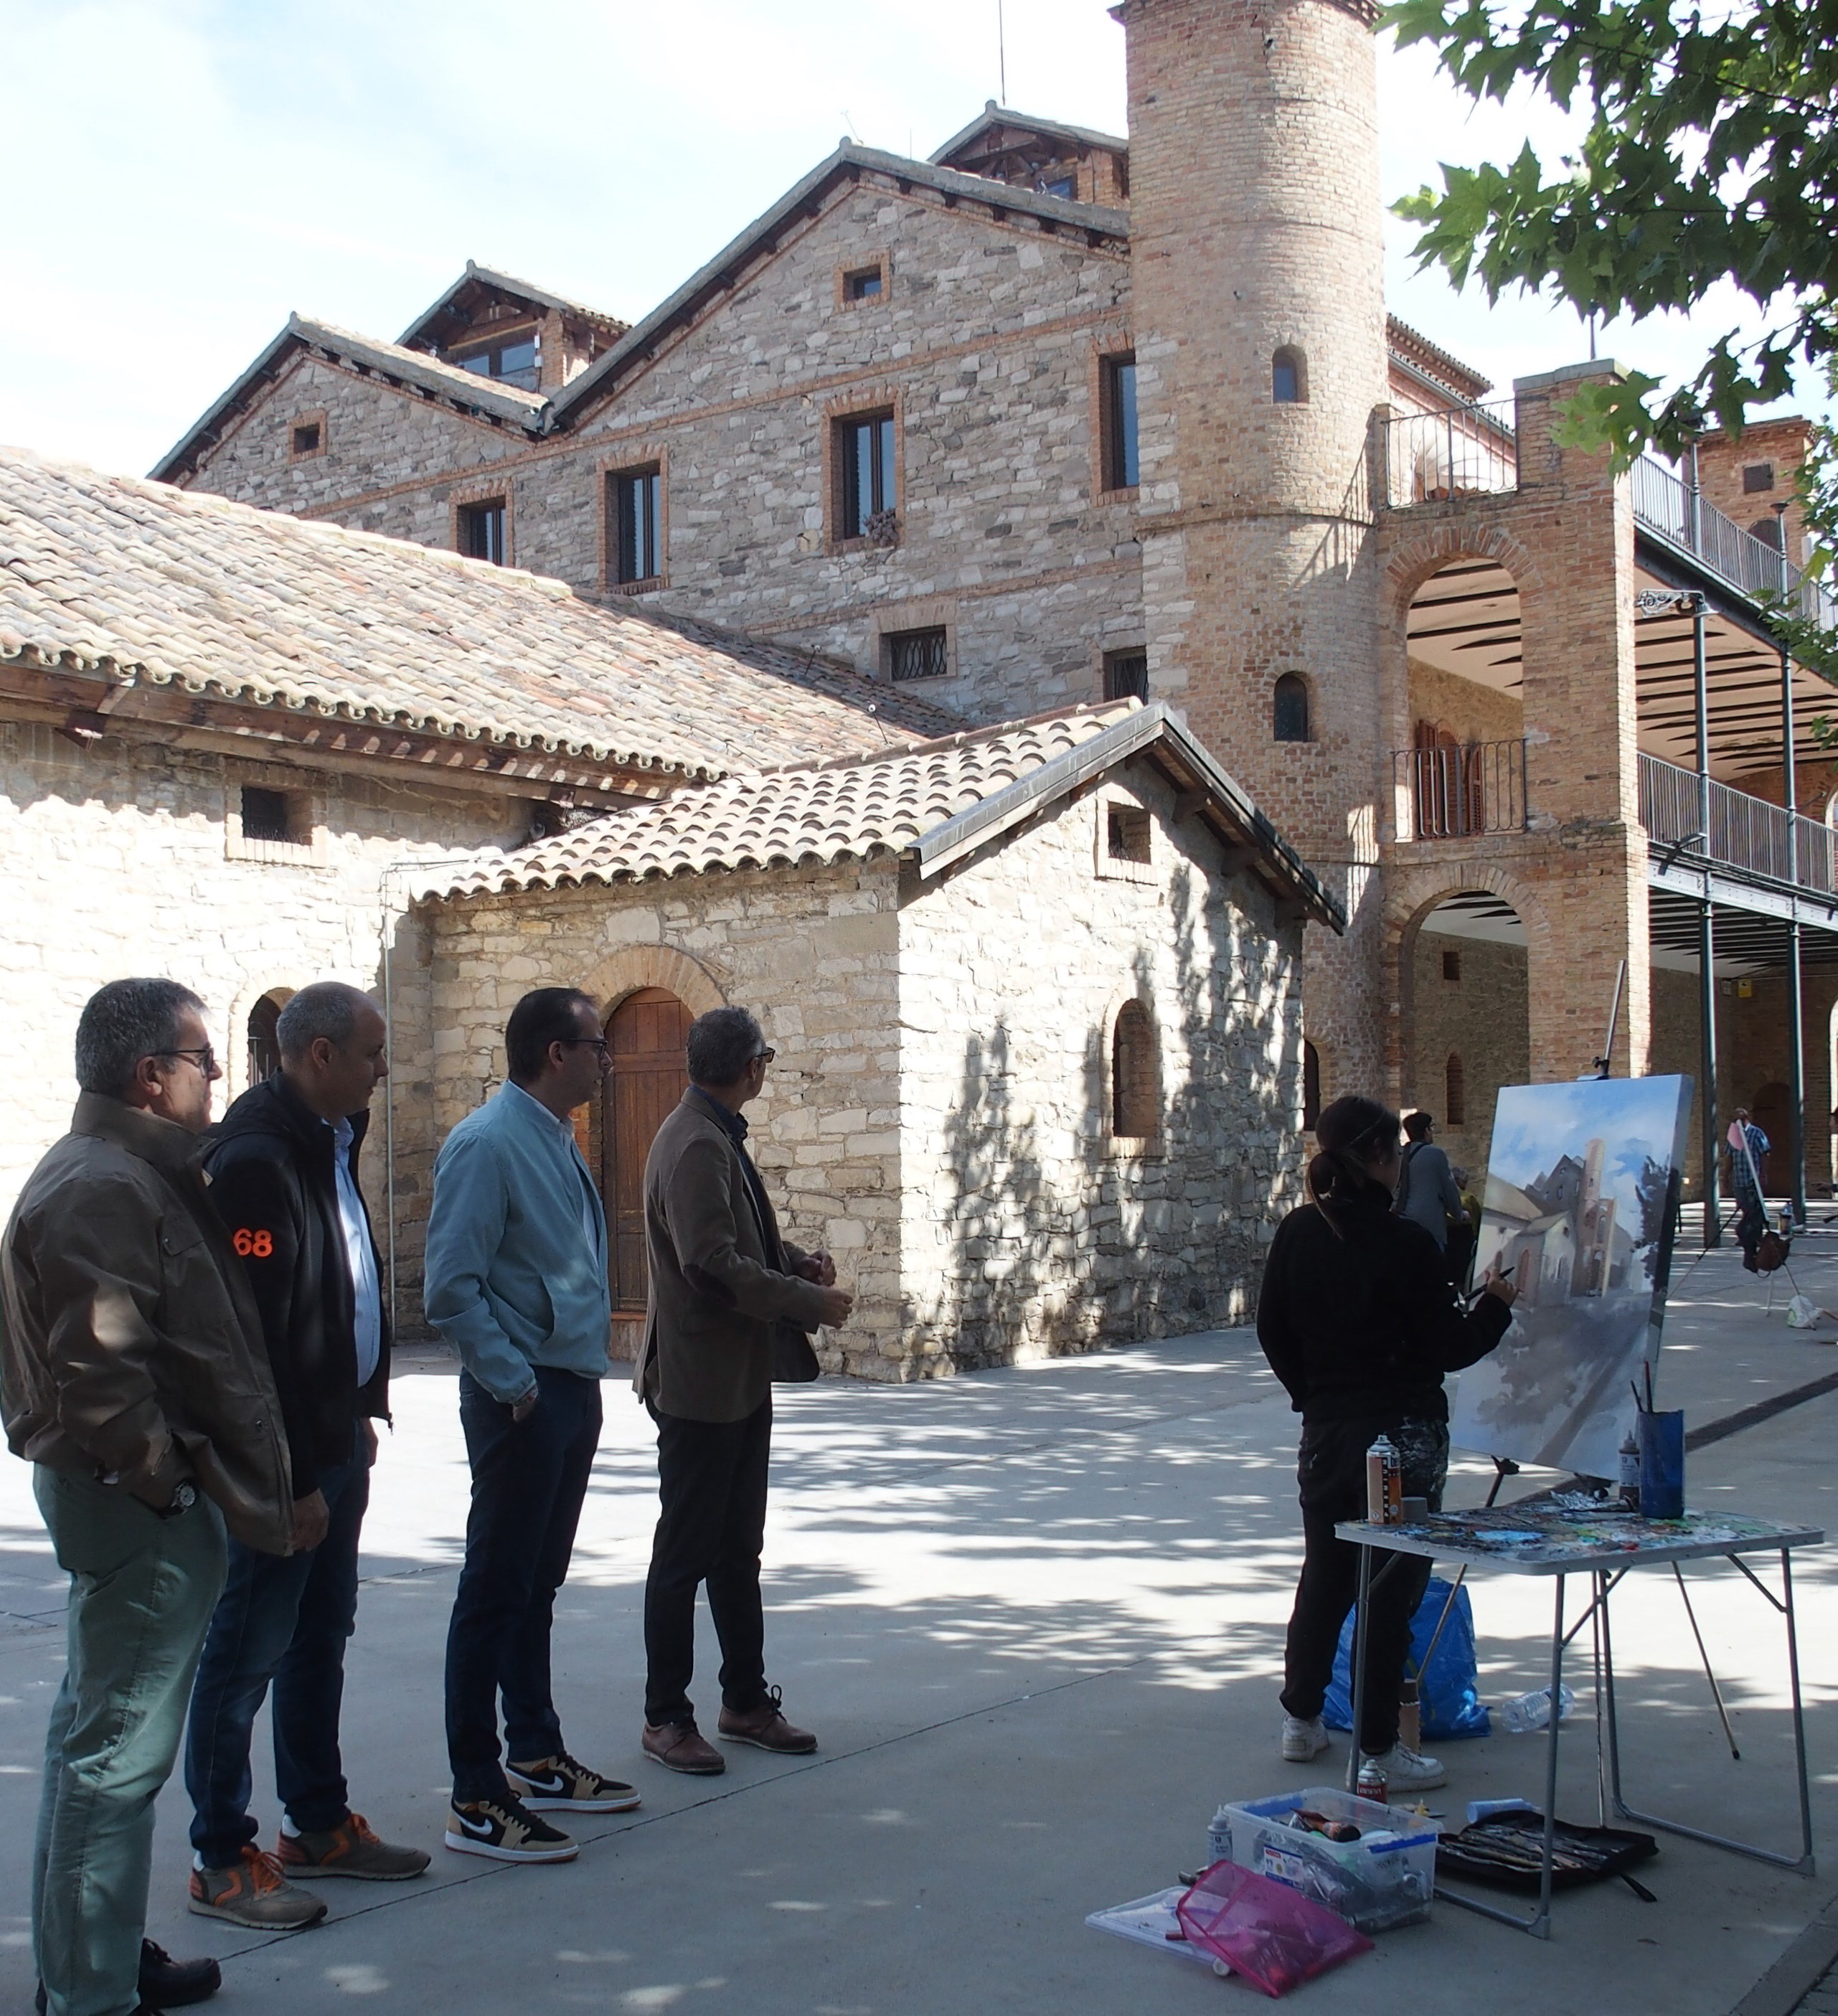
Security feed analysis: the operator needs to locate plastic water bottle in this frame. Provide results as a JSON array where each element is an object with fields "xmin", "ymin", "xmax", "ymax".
[{"xmin": 1497, "ymin": 1683, "xmax": 1575, "ymax": 1734}]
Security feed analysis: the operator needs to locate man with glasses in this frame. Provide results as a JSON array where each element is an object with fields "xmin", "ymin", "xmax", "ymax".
[
  {"xmin": 636, "ymin": 1006, "xmax": 852, "ymax": 1775},
  {"xmin": 424, "ymin": 986, "xmax": 638, "ymax": 1863},
  {"xmin": 2, "ymin": 980, "xmax": 292, "ymax": 2016}
]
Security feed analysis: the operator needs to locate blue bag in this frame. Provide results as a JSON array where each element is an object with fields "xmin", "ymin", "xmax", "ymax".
[{"xmin": 1322, "ymin": 1575, "xmax": 1490, "ymax": 1740}]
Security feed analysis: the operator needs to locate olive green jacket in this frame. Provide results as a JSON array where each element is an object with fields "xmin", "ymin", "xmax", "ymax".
[{"xmin": 1, "ymin": 1094, "xmax": 293, "ymax": 1553}]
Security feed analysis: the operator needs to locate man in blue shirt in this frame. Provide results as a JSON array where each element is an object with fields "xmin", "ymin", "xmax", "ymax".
[
  {"xmin": 186, "ymin": 983, "xmax": 428, "ymax": 1932},
  {"xmin": 425, "ymin": 987, "xmax": 639, "ymax": 1864}
]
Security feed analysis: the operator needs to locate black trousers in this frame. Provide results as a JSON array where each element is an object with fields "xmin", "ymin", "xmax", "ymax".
[
  {"xmin": 1280, "ymin": 1415, "xmax": 1448, "ymax": 1756},
  {"xmin": 445, "ymin": 1366, "xmax": 602, "ymax": 1802},
  {"xmin": 643, "ymin": 1395, "xmax": 772, "ymax": 1726}
]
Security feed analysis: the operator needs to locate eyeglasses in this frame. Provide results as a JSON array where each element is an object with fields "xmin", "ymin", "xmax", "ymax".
[
  {"xmin": 560, "ymin": 1037, "xmax": 611, "ymax": 1056},
  {"xmin": 155, "ymin": 1045, "xmax": 217, "ymax": 1075},
  {"xmin": 753, "ymin": 1048, "xmax": 776, "ymax": 1065}
]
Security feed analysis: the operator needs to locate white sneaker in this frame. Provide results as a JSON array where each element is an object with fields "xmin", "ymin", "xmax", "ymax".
[
  {"xmin": 1360, "ymin": 1741, "xmax": 1445, "ymax": 1789},
  {"xmin": 1281, "ymin": 1714, "xmax": 1330, "ymax": 1763}
]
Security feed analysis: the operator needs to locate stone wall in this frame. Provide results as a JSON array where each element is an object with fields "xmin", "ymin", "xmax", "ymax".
[
  {"xmin": 0, "ymin": 716, "xmax": 523, "ymax": 1268},
  {"xmin": 1403, "ymin": 930, "xmax": 1529, "ymax": 1184},
  {"xmin": 1408, "ymin": 660, "xmax": 1523, "ymax": 746}
]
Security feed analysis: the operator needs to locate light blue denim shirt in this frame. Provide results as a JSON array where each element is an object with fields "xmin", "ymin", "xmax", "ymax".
[
  {"xmin": 422, "ymin": 1083, "xmax": 611, "ymax": 1402},
  {"xmin": 331, "ymin": 1116, "xmax": 382, "ymax": 1386}
]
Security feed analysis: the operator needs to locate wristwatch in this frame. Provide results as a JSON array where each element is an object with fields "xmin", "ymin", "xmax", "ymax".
[{"xmin": 159, "ymin": 1481, "xmax": 199, "ymax": 1520}]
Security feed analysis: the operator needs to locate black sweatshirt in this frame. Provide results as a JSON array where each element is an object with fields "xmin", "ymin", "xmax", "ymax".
[{"xmin": 1256, "ymin": 1179, "xmax": 1512, "ymax": 1426}]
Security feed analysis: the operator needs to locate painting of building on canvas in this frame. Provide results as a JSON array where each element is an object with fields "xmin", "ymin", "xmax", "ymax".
[{"xmin": 1450, "ymin": 1075, "xmax": 1692, "ymax": 1480}]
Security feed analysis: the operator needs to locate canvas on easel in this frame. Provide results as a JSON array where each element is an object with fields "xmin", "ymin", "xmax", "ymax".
[{"xmin": 1450, "ymin": 1075, "xmax": 1693, "ymax": 1480}]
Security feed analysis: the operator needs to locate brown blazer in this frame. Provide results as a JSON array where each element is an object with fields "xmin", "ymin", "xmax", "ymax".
[
  {"xmin": 1, "ymin": 1094, "xmax": 294, "ymax": 1553},
  {"xmin": 636, "ymin": 1090, "xmax": 826, "ymax": 1423}
]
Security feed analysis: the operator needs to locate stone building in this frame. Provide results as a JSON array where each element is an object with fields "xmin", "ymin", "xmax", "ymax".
[{"xmin": 0, "ymin": 445, "xmax": 1336, "ymax": 1368}]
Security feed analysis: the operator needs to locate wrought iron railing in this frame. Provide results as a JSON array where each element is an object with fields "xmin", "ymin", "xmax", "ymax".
[
  {"xmin": 1638, "ymin": 750, "xmax": 1837, "ymax": 895},
  {"xmin": 1380, "ymin": 400, "xmax": 1519, "ymax": 508},
  {"xmin": 1630, "ymin": 456, "xmax": 1837, "ymax": 631},
  {"xmin": 1395, "ymin": 739, "xmax": 1528, "ymax": 838}
]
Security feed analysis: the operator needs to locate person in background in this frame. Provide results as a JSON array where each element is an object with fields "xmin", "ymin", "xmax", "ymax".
[
  {"xmin": 425, "ymin": 987, "xmax": 639, "ymax": 1864},
  {"xmin": 1445, "ymin": 1166, "xmax": 1479, "ymax": 1292},
  {"xmin": 1258, "ymin": 1095, "xmax": 1517, "ymax": 1792},
  {"xmin": 636, "ymin": 1007, "xmax": 851, "ymax": 1776},
  {"xmin": 1, "ymin": 980, "xmax": 292, "ymax": 2016},
  {"xmin": 1395, "ymin": 1111, "xmax": 1464, "ymax": 1264},
  {"xmin": 1728, "ymin": 1106, "xmax": 1771, "ymax": 1271},
  {"xmin": 183, "ymin": 983, "xmax": 428, "ymax": 1933}
]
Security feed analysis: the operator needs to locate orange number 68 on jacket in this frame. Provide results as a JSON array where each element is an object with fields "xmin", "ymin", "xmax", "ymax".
[{"xmin": 232, "ymin": 1228, "xmax": 273, "ymax": 1258}]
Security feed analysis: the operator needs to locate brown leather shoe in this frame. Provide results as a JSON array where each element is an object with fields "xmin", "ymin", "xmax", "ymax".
[
  {"xmin": 717, "ymin": 1685, "xmax": 817, "ymax": 1754},
  {"xmin": 641, "ymin": 1718, "xmax": 725, "ymax": 1775}
]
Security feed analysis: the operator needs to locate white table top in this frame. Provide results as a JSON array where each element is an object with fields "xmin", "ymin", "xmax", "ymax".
[{"xmin": 1332, "ymin": 1505, "xmax": 1824, "ymax": 1574}]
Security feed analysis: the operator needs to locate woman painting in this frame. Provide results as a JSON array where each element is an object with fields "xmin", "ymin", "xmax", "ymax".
[{"xmin": 1258, "ymin": 1096, "xmax": 1518, "ymax": 1790}]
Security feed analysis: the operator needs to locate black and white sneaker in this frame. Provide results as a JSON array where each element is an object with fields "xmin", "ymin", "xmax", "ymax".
[
  {"xmin": 507, "ymin": 1750, "xmax": 641, "ymax": 1814},
  {"xmin": 443, "ymin": 1794, "xmax": 578, "ymax": 1863}
]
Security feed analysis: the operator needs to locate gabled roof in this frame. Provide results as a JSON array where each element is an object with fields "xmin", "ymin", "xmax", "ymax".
[
  {"xmin": 397, "ymin": 260, "xmax": 628, "ymax": 352},
  {"xmin": 420, "ymin": 697, "xmax": 1344, "ymax": 932},
  {"xmin": 930, "ymin": 102, "xmax": 1129, "ymax": 168},
  {"xmin": 0, "ymin": 446, "xmax": 956, "ymax": 786},
  {"xmin": 547, "ymin": 141, "xmax": 1128, "ymax": 425},
  {"xmin": 149, "ymin": 314, "xmax": 548, "ymax": 483},
  {"xmin": 1387, "ymin": 317, "xmax": 1493, "ymax": 402}
]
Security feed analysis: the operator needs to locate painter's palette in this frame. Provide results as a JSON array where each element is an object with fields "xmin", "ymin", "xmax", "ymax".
[{"xmin": 1333, "ymin": 1505, "xmax": 1823, "ymax": 1573}]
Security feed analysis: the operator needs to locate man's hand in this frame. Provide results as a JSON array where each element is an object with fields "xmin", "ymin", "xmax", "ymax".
[
  {"xmin": 794, "ymin": 1250, "xmax": 838, "ymax": 1287},
  {"xmin": 291, "ymin": 1489, "xmax": 330, "ymax": 1553},
  {"xmin": 511, "ymin": 1386, "xmax": 540, "ymax": 1423},
  {"xmin": 363, "ymin": 1419, "xmax": 380, "ymax": 1468},
  {"xmin": 813, "ymin": 1284, "xmax": 853, "ymax": 1327}
]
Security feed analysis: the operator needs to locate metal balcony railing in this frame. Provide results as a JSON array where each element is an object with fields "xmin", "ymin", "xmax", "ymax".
[
  {"xmin": 1638, "ymin": 750, "xmax": 1837, "ymax": 895},
  {"xmin": 1395, "ymin": 739, "xmax": 1529, "ymax": 839},
  {"xmin": 1380, "ymin": 400, "xmax": 1519, "ymax": 508},
  {"xmin": 1630, "ymin": 456, "xmax": 1837, "ymax": 631}
]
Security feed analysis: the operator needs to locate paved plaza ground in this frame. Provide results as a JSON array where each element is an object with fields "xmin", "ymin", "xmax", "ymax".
[{"xmin": 2, "ymin": 1238, "xmax": 1837, "ymax": 2014}]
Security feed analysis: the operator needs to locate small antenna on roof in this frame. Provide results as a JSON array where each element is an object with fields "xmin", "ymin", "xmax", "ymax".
[{"xmin": 997, "ymin": 0, "xmax": 1008, "ymax": 104}]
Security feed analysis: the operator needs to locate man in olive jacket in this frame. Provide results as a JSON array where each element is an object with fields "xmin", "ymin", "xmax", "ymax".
[
  {"xmin": 1, "ymin": 979, "xmax": 292, "ymax": 2016},
  {"xmin": 636, "ymin": 1007, "xmax": 852, "ymax": 1776}
]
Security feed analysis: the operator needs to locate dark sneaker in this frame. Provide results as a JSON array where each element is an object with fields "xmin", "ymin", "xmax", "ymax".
[
  {"xmin": 507, "ymin": 1751, "xmax": 641, "ymax": 1813},
  {"xmin": 275, "ymin": 1812, "xmax": 431, "ymax": 1880},
  {"xmin": 188, "ymin": 1845, "xmax": 329, "ymax": 1930},
  {"xmin": 641, "ymin": 1718, "xmax": 725, "ymax": 1775},
  {"xmin": 443, "ymin": 1794, "xmax": 578, "ymax": 1863},
  {"xmin": 717, "ymin": 1685, "xmax": 817, "ymax": 1755},
  {"xmin": 138, "ymin": 1940, "xmax": 222, "ymax": 2008}
]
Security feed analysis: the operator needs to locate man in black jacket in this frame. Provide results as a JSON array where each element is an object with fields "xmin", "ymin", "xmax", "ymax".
[{"xmin": 183, "ymin": 984, "xmax": 429, "ymax": 1929}]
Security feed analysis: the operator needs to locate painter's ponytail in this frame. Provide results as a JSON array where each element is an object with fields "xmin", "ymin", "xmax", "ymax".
[{"xmin": 1308, "ymin": 1094, "xmax": 1402, "ymax": 1235}]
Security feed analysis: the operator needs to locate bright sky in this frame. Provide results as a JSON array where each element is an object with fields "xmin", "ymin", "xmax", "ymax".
[{"xmin": 1, "ymin": 0, "xmax": 1822, "ymax": 478}]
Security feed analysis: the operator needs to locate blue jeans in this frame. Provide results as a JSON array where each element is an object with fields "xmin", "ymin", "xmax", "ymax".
[
  {"xmin": 183, "ymin": 1423, "xmax": 369, "ymax": 1866},
  {"xmin": 444, "ymin": 1366, "xmax": 602, "ymax": 1804},
  {"xmin": 34, "ymin": 1468, "xmax": 227, "ymax": 2016}
]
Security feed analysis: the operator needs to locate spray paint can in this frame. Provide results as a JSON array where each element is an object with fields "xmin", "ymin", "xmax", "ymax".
[
  {"xmin": 1365, "ymin": 1436, "xmax": 1399, "ymax": 1523},
  {"xmin": 1618, "ymin": 1430, "xmax": 1641, "ymax": 1510},
  {"xmin": 1356, "ymin": 1757, "xmax": 1388, "ymax": 1804}
]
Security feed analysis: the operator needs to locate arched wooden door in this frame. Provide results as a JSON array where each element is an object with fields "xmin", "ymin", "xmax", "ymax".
[
  {"xmin": 602, "ymin": 988, "xmax": 692, "ymax": 1320},
  {"xmin": 1751, "ymin": 1080, "xmax": 1792, "ymax": 1195}
]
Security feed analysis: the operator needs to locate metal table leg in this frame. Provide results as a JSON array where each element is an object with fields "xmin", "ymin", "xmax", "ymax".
[{"xmin": 1347, "ymin": 1542, "xmax": 1372, "ymax": 1797}]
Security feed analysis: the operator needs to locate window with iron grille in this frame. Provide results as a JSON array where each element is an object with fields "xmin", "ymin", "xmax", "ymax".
[
  {"xmin": 1104, "ymin": 649, "xmax": 1149, "ymax": 702},
  {"xmin": 1446, "ymin": 1052, "xmax": 1466, "ymax": 1126},
  {"xmin": 1101, "ymin": 354, "xmax": 1139, "ymax": 491},
  {"xmin": 241, "ymin": 787, "xmax": 293, "ymax": 844},
  {"xmin": 459, "ymin": 501, "xmax": 507, "ymax": 565},
  {"xmin": 839, "ymin": 413, "xmax": 896, "ymax": 539},
  {"xmin": 611, "ymin": 468, "xmax": 662, "ymax": 584},
  {"xmin": 886, "ymin": 626, "xmax": 948, "ymax": 683}
]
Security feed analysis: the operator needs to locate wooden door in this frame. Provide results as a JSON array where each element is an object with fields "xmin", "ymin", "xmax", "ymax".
[
  {"xmin": 1751, "ymin": 1080, "xmax": 1791, "ymax": 1195},
  {"xmin": 603, "ymin": 988, "xmax": 692, "ymax": 1312}
]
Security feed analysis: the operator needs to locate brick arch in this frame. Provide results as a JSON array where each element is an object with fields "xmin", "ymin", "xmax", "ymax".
[
  {"xmin": 225, "ymin": 975, "xmax": 308, "ymax": 1098},
  {"xmin": 1382, "ymin": 522, "xmax": 1546, "ymax": 622},
  {"xmin": 580, "ymin": 942, "xmax": 726, "ymax": 1022}
]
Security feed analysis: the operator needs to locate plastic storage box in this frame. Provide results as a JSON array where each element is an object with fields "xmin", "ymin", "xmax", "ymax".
[{"xmin": 1209, "ymin": 1786, "xmax": 1440, "ymax": 1933}]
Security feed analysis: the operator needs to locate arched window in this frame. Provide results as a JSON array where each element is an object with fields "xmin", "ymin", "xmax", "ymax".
[
  {"xmin": 1273, "ymin": 346, "xmax": 1308, "ymax": 404},
  {"xmin": 246, "ymin": 991, "xmax": 288, "ymax": 1087},
  {"xmin": 1445, "ymin": 1052, "xmax": 1466, "ymax": 1126},
  {"xmin": 1112, "ymin": 1000, "xmax": 1158, "ymax": 1139},
  {"xmin": 1303, "ymin": 1038, "xmax": 1321, "ymax": 1131},
  {"xmin": 1749, "ymin": 516, "xmax": 1784, "ymax": 552},
  {"xmin": 1273, "ymin": 672, "xmax": 1310, "ymax": 743}
]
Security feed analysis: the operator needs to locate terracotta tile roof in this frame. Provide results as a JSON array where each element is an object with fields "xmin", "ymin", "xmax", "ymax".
[
  {"xmin": 0, "ymin": 445, "xmax": 957, "ymax": 781},
  {"xmin": 423, "ymin": 699, "xmax": 1345, "ymax": 933}
]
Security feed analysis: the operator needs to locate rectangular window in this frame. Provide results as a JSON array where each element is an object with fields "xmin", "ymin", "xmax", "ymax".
[
  {"xmin": 1103, "ymin": 649, "xmax": 1149, "ymax": 702},
  {"xmin": 459, "ymin": 501, "xmax": 507, "ymax": 565},
  {"xmin": 839, "ymin": 413, "xmax": 896, "ymax": 540},
  {"xmin": 1441, "ymin": 948, "xmax": 1462, "ymax": 983},
  {"xmin": 612, "ymin": 468, "xmax": 662, "ymax": 585},
  {"xmin": 1102, "ymin": 354, "xmax": 1139, "ymax": 491},
  {"xmin": 844, "ymin": 266, "xmax": 883, "ymax": 301},
  {"xmin": 455, "ymin": 336, "xmax": 539, "ymax": 391},
  {"xmin": 1042, "ymin": 174, "xmax": 1076, "ymax": 199},
  {"xmin": 291, "ymin": 422, "xmax": 321, "ymax": 457},
  {"xmin": 241, "ymin": 786, "xmax": 293, "ymax": 844},
  {"xmin": 1107, "ymin": 805, "xmax": 1152, "ymax": 863},
  {"xmin": 886, "ymin": 626, "xmax": 948, "ymax": 682},
  {"xmin": 1743, "ymin": 463, "xmax": 1776, "ymax": 494}
]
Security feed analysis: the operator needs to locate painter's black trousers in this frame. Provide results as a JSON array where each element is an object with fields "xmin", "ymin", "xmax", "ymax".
[{"xmin": 1280, "ymin": 1415, "xmax": 1448, "ymax": 1756}]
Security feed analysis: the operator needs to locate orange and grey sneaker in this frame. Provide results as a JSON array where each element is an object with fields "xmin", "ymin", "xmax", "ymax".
[
  {"xmin": 443, "ymin": 1793, "xmax": 578, "ymax": 1863},
  {"xmin": 275, "ymin": 1812, "xmax": 431, "ymax": 1881},
  {"xmin": 506, "ymin": 1750, "xmax": 641, "ymax": 1814},
  {"xmin": 187, "ymin": 1845, "xmax": 329, "ymax": 1930}
]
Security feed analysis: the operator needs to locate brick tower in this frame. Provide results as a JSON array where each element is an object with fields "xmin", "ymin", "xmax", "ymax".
[{"xmin": 1118, "ymin": 0, "xmax": 1390, "ymax": 1101}]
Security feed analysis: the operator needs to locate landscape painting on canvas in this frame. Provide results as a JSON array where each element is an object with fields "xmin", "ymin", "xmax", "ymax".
[{"xmin": 1450, "ymin": 1075, "xmax": 1693, "ymax": 1480}]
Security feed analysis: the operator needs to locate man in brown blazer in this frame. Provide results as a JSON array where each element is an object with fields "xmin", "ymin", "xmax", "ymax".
[{"xmin": 636, "ymin": 1006, "xmax": 852, "ymax": 1774}]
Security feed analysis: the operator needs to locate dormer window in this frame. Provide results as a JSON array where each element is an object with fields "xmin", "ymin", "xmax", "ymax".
[
  {"xmin": 1040, "ymin": 174, "xmax": 1076, "ymax": 199},
  {"xmin": 453, "ymin": 334, "xmax": 539, "ymax": 390}
]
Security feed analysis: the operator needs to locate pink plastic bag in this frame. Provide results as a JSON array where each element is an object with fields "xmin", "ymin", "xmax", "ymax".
[{"xmin": 1176, "ymin": 1858, "xmax": 1373, "ymax": 1997}]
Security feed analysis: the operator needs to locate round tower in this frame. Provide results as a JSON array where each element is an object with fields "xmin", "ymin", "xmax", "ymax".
[{"xmin": 1118, "ymin": 0, "xmax": 1390, "ymax": 1100}]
